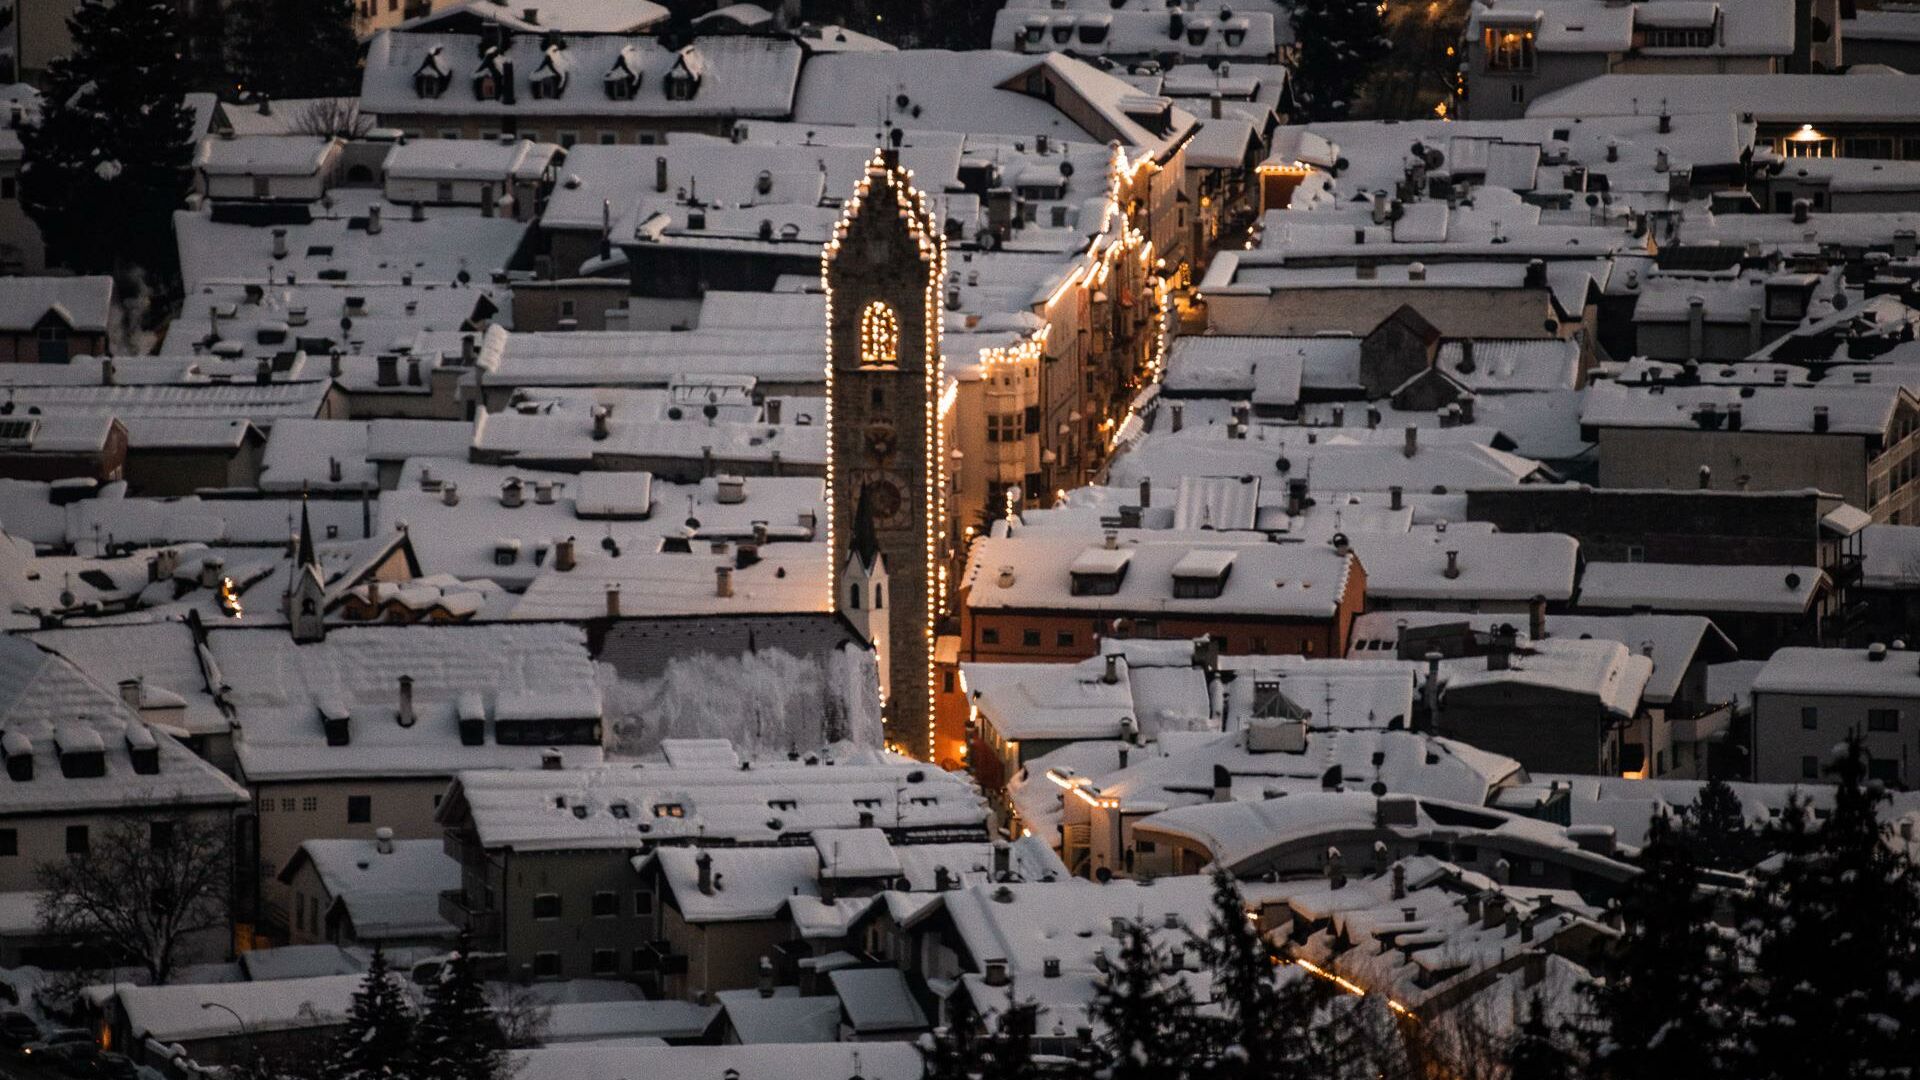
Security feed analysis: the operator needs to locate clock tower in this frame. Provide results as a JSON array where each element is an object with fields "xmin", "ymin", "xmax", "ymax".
[{"xmin": 824, "ymin": 150, "xmax": 946, "ymax": 760}]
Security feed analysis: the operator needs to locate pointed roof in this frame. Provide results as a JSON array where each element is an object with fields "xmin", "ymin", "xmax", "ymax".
[
  {"xmin": 297, "ymin": 496, "xmax": 318, "ymax": 570},
  {"xmin": 849, "ymin": 484, "xmax": 881, "ymax": 571}
]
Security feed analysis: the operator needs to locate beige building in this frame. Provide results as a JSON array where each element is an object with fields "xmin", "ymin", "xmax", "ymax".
[{"xmin": 1750, "ymin": 645, "xmax": 1920, "ymax": 787}]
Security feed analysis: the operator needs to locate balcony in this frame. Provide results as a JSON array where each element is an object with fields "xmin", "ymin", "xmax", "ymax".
[{"xmin": 438, "ymin": 889, "xmax": 500, "ymax": 942}]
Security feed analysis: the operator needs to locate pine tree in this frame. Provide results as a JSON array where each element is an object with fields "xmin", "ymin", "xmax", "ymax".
[
  {"xmin": 18, "ymin": 0, "xmax": 195, "ymax": 282},
  {"xmin": 1090, "ymin": 919, "xmax": 1205, "ymax": 1080},
  {"xmin": 1507, "ymin": 995, "xmax": 1577, "ymax": 1080},
  {"xmin": 1684, "ymin": 777, "xmax": 1765, "ymax": 872},
  {"xmin": 332, "ymin": 947, "xmax": 415, "ymax": 1080},
  {"xmin": 1290, "ymin": 0, "xmax": 1391, "ymax": 121},
  {"xmin": 224, "ymin": 0, "xmax": 361, "ymax": 101},
  {"xmin": 1734, "ymin": 737, "xmax": 1920, "ymax": 1080},
  {"xmin": 410, "ymin": 938, "xmax": 505, "ymax": 1080},
  {"xmin": 1195, "ymin": 867, "xmax": 1323, "ymax": 1080},
  {"xmin": 1578, "ymin": 810, "xmax": 1740, "ymax": 1080}
]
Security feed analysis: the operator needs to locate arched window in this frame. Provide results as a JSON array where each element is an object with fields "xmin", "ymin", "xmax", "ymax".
[
  {"xmin": 847, "ymin": 581, "xmax": 862, "ymax": 610},
  {"xmin": 859, "ymin": 301, "xmax": 899, "ymax": 367},
  {"xmin": 873, "ymin": 583, "xmax": 884, "ymax": 610}
]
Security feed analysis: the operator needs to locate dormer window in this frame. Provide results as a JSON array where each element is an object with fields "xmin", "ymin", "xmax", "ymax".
[
  {"xmin": 1051, "ymin": 23, "xmax": 1073, "ymax": 43},
  {"xmin": 1224, "ymin": 26, "xmax": 1246, "ymax": 47},
  {"xmin": 55, "ymin": 726, "xmax": 106, "ymax": 779},
  {"xmin": 414, "ymin": 47, "xmax": 451, "ymax": 99},
  {"xmin": 320, "ymin": 701, "xmax": 351, "ymax": 747},
  {"xmin": 531, "ymin": 46, "xmax": 570, "ymax": 100},
  {"xmin": 1171, "ymin": 549, "xmax": 1235, "ymax": 600},
  {"xmin": 604, "ymin": 49, "xmax": 643, "ymax": 100},
  {"xmin": 1070, "ymin": 546, "xmax": 1133, "ymax": 596},
  {"xmin": 473, "ymin": 51, "xmax": 515, "ymax": 104},
  {"xmin": 664, "ymin": 46, "xmax": 704, "ymax": 102},
  {"xmin": 1079, "ymin": 22, "xmax": 1110, "ymax": 45},
  {"xmin": 653, "ymin": 802, "xmax": 686, "ymax": 818},
  {"xmin": 1187, "ymin": 24, "xmax": 1210, "ymax": 46},
  {"xmin": 126, "ymin": 727, "xmax": 160, "ymax": 776},
  {"xmin": 3, "ymin": 730, "xmax": 33, "ymax": 781},
  {"xmin": 1023, "ymin": 21, "xmax": 1046, "ymax": 45}
]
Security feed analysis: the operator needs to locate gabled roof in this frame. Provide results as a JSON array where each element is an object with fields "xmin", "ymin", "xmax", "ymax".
[{"xmin": 0, "ymin": 277, "xmax": 113, "ymax": 333}]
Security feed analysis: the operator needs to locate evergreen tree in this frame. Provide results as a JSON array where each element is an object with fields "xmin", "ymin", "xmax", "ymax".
[
  {"xmin": 18, "ymin": 0, "xmax": 195, "ymax": 282},
  {"xmin": 410, "ymin": 937, "xmax": 505, "ymax": 1080},
  {"xmin": 1684, "ymin": 777, "xmax": 1766, "ymax": 872},
  {"xmin": 1735, "ymin": 737, "xmax": 1920, "ymax": 1080},
  {"xmin": 332, "ymin": 947, "xmax": 415, "ymax": 1080},
  {"xmin": 1290, "ymin": 0, "xmax": 1391, "ymax": 121},
  {"xmin": 224, "ymin": 0, "xmax": 361, "ymax": 101},
  {"xmin": 1507, "ymin": 994, "xmax": 1577, "ymax": 1080},
  {"xmin": 1090, "ymin": 919, "xmax": 1205, "ymax": 1080},
  {"xmin": 1194, "ymin": 867, "xmax": 1322, "ymax": 1080},
  {"xmin": 1578, "ymin": 810, "xmax": 1740, "ymax": 1080}
]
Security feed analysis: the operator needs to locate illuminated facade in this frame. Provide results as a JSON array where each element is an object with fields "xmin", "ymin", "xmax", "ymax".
[{"xmin": 824, "ymin": 150, "xmax": 948, "ymax": 760}]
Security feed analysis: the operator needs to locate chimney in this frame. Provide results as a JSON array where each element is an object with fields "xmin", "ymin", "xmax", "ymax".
[
  {"xmin": 1138, "ymin": 477, "xmax": 1152, "ymax": 507},
  {"xmin": 1658, "ymin": 107, "xmax": 1671, "ymax": 134},
  {"xmin": 100, "ymin": 357, "xmax": 116, "ymax": 386},
  {"xmin": 715, "ymin": 565, "xmax": 734, "ymax": 598},
  {"xmin": 522, "ymin": 6, "xmax": 539, "ymax": 24},
  {"xmin": 655, "ymin": 156, "xmax": 669, "ymax": 194},
  {"xmin": 1286, "ymin": 477, "xmax": 1308, "ymax": 516},
  {"xmin": 555, "ymin": 537, "xmax": 576, "ymax": 572},
  {"xmin": 758, "ymin": 956, "xmax": 774, "ymax": 998},
  {"xmin": 1792, "ymin": 198, "xmax": 1811, "ymax": 224},
  {"xmin": 1209, "ymin": 91, "xmax": 1222, "ymax": 119},
  {"xmin": 367, "ymin": 204, "xmax": 382, "ymax": 235},
  {"xmin": 1390, "ymin": 485, "xmax": 1403, "ymax": 511},
  {"xmin": 271, "ymin": 227, "xmax": 288, "ymax": 259},
  {"xmin": 397, "ymin": 674, "xmax": 416, "ymax": 727},
  {"xmin": 696, "ymin": 852, "xmax": 714, "ymax": 895},
  {"xmin": 119, "ymin": 677, "xmax": 143, "ymax": 711},
  {"xmin": 410, "ymin": 201, "xmax": 425, "ymax": 223},
  {"xmin": 1403, "ymin": 425, "xmax": 1418, "ymax": 458},
  {"xmin": 992, "ymin": 840, "xmax": 1011, "ymax": 880},
  {"xmin": 1332, "ymin": 404, "xmax": 1345, "ymax": 427},
  {"xmin": 1444, "ymin": 549, "xmax": 1460, "ymax": 579},
  {"xmin": 199, "ymin": 557, "xmax": 225, "ymax": 590},
  {"xmin": 1655, "ymin": 146, "xmax": 1670, "ymax": 173},
  {"xmin": 1813, "ymin": 405, "xmax": 1829, "ymax": 434},
  {"xmin": 1748, "ymin": 305, "xmax": 1764, "ymax": 354},
  {"xmin": 541, "ymin": 748, "xmax": 562, "ymax": 770},
  {"xmin": 1687, "ymin": 296, "xmax": 1706, "ymax": 360},
  {"xmin": 1483, "ymin": 895, "xmax": 1508, "ymax": 931},
  {"xmin": 534, "ymin": 480, "xmax": 555, "ymax": 505},
  {"xmin": 1528, "ymin": 595, "xmax": 1548, "ymax": 641},
  {"xmin": 442, "ymin": 481, "xmax": 460, "ymax": 507},
  {"xmin": 376, "ymin": 354, "xmax": 399, "ymax": 387},
  {"xmin": 1408, "ymin": 261, "xmax": 1426, "ymax": 282},
  {"xmin": 329, "ymin": 457, "xmax": 343, "ymax": 483},
  {"xmin": 1698, "ymin": 464, "xmax": 1713, "ymax": 490},
  {"xmin": 1488, "ymin": 625, "xmax": 1515, "ymax": 671},
  {"xmin": 1103, "ymin": 529, "xmax": 1118, "ymax": 551},
  {"xmin": 1367, "ymin": 405, "xmax": 1381, "ymax": 430},
  {"xmin": 1727, "ymin": 402, "xmax": 1743, "ymax": 431},
  {"xmin": 1171, "ymin": 403, "xmax": 1183, "ymax": 433},
  {"xmin": 375, "ymin": 826, "xmax": 394, "ymax": 855},
  {"xmin": 329, "ymin": 352, "xmax": 343, "ymax": 379},
  {"xmin": 1212, "ymin": 763, "xmax": 1232, "ymax": 802},
  {"xmin": 1371, "ymin": 190, "xmax": 1389, "ymax": 225},
  {"xmin": 407, "ymin": 356, "xmax": 422, "ymax": 387},
  {"xmin": 606, "ymin": 583, "xmax": 622, "ymax": 618},
  {"xmin": 501, "ymin": 477, "xmax": 524, "ymax": 508},
  {"xmin": 256, "ymin": 357, "xmax": 272, "ymax": 386},
  {"xmin": 1524, "ymin": 259, "xmax": 1547, "ymax": 289},
  {"xmin": 1424, "ymin": 652, "xmax": 1441, "ymax": 722},
  {"xmin": 592, "ymin": 404, "xmax": 611, "ymax": 440},
  {"xmin": 1391, "ymin": 863, "xmax": 1406, "ymax": 900}
]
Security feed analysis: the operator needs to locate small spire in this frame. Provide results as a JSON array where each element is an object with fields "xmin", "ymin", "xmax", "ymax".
[{"xmin": 296, "ymin": 488, "xmax": 317, "ymax": 569}]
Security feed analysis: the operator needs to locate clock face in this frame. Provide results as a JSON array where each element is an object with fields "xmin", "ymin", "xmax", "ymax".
[
  {"xmin": 864, "ymin": 422, "xmax": 898, "ymax": 460},
  {"xmin": 865, "ymin": 479, "xmax": 904, "ymax": 524}
]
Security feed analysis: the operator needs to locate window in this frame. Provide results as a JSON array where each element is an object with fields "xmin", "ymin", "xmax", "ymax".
[
  {"xmin": 1056, "ymin": 631, "xmax": 1074, "ymax": 647},
  {"xmin": 347, "ymin": 796, "xmax": 372, "ymax": 823},
  {"xmin": 599, "ymin": 132, "xmax": 617, "ymax": 146},
  {"xmin": 302, "ymin": 796, "xmax": 319, "ymax": 812},
  {"xmin": 872, "ymin": 584, "xmax": 883, "ymax": 609},
  {"xmin": 532, "ymin": 893, "xmax": 562, "ymax": 920},
  {"xmin": 0, "ymin": 829, "xmax": 15, "ymax": 856},
  {"xmin": 987, "ymin": 414, "xmax": 1022, "ymax": 443},
  {"xmin": 847, "ymin": 582, "xmax": 862, "ymax": 610},
  {"xmin": 982, "ymin": 628, "xmax": 1000, "ymax": 645},
  {"xmin": 558, "ymin": 131, "xmax": 578, "ymax": 148},
  {"xmin": 1868, "ymin": 709, "xmax": 1901, "ymax": 732},
  {"xmin": 533, "ymin": 952, "xmax": 561, "ymax": 977},
  {"xmin": 634, "ymin": 891, "xmax": 654, "ymax": 916},
  {"xmin": 1869, "ymin": 757, "xmax": 1900, "ymax": 783},
  {"xmin": 859, "ymin": 302, "xmax": 900, "ymax": 367},
  {"xmin": 1801, "ymin": 707, "xmax": 1819, "ymax": 730},
  {"xmin": 943, "ymin": 671, "xmax": 955, "ymax": 693},
  {"xmin": 591, "ymin": 949, "xmax": 618, "ymax": 975},
  {"xmin": 560, "ymin": 300, "xmax": 576, "ymax": 317},
  {"xmin": 592, "ymin": 891, "xmax": 618, "ymax": 917},
  {"xmin": 1023, "ymin": 629, "xmax": 1042, "ymax": 647},
  {"xmin": 66, "ymin": 825, "xmax": 89, "ymax": 856},
  {"xmin": 1509, "ymin": 84, "xmax": 1525, "ymax": 105},
  {"xmin": 652, "ymin": 803, "xmax": 686, "ymax": 818},
  {"xmin": 1802, "ymin": 755, "xmax": 1820, "ymax": 779},
  {"xmin": 1483, "ymin": 27, "xmax": 1536, "ymax": 73},
  {"xmin": 436, "ymin": 181, "xmax": 455, "ymax": 202},
  {"xmin": 150, "ymin": 821, "xmax": 174, "ymax": 850},
  {"xmin": 1643, "ymin": 27, "xmax": 1714, "ymax": 47},
  {"xmin": 281, "ymin": 797, "xmax": 296, "ymax": 812}
]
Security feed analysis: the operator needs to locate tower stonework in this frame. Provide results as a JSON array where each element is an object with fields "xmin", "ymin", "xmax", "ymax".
[{"xmin": 824, "ymin": 151, "xmax": 946, "ymax": 759}]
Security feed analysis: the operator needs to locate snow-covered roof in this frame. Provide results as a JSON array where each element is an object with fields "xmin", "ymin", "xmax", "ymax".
[
  {"xmin": 0, "ymin": 636, "xmax": 247, "ymax": 814},
  {"xmin": 1577, "ymin": 561, "xmax": 1825, "ymax": 614},
  {"xmin": 963, "ymin": 534, "xmax": 1353, "ymax": 618},
  {"xmin": 1528, "ymin": 70, "xmax": 1920, "ymax": 123},
  {"xmin": 382, "ymin": 137, "xmax": 561, "ymax": 182},
  {"xmin": 280, "ymin": 837, "xmax": 461, "ymax": 941},
  {"xmin": 992, "ymin": 7, "xmax": 1280, "ymax": 61},
  {"xmin": 541, "ymin": 1000, "xmax": 717, "ymax": 1043},
  {"xmin": 511, "ymin": 1044, "xmax": 922, "ymax": 1080},
  {"xmin": 829, "ymin": 967, "xmax": 927, "ymax": 1033},
  {"xmin": 1349, "ymin": 530, "xmax": 1580, "ymax": 603},
  {"xmin": 1440, "ymin": 637, "xmax": 1653, "ymax": 718},
  {"xmin": 194, "ymin": 134, "xmax": 340, "ymax": 177},
  {"xmin": 713, "ymin": 987, "xmax": 840, "ymax": 1044},
  {"xmin": 1859, "ymin": 524, "xmax": 1920, "ymax": 592},
  {"xmin": 206, "ymin": 623, "xmax": 605, "ymax": 782},
  {"xmin": 115, "ymin": 974, "xmax": 365, "ymax": 1043},
  {"xmin": 29, "ymin": 621, "xmax": 227, "ymax": 736},
  {"xmin": 443, "ymin": 746, "xmax": 987, "ymax": 852},
  {"xmin": 0, "ymin": 276, "xmax": 113, "ymax": 333},
  {"xmin": 402, "ymin": 0, "xmax": 669, "ymax": 33},
  {"xmin": 1751, "ymin": 645, "xmax": 1920, "ymax": 698},
  {"xmin": 174, "ymin": 199, "xmax": 528, "ymax": 289}
]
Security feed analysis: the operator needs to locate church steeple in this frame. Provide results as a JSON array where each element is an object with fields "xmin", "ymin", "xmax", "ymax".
[
  {"xmin": 824, "ymin": 149, "xmax": 947, "ymax": 759},
  {"xmin": 289, "ymin": 495, "xmax": 327, "ymax": 644}
]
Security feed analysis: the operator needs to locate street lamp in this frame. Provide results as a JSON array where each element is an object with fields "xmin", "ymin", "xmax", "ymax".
[{"xmin": 200, "ymin": 1001, "xmax": 259, "ymax": 1068}]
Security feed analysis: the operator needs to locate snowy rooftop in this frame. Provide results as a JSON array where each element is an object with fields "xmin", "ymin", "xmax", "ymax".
[
  {"xmin": 1577, "ymin": 561, "xmax": 1825, "ymax": 614},
  {"xmin": 443, "ymin": 746, "xmax": 988, "ymax": 851},
  {"xmin": 961, "ymin": 534, "xmax": 1354, "ymax": 618},
  {"xmin": 511, "ymin": 1044, "xmax": 922, "ymax": 1080},
  {"xmin": 0, "ymin": 636, "xmax": 247, "ymax": 814},
  {"xmin": 0, "ymin": 276, "xmax": 113, "ymax": 333},
  {"xmin": 194, "ymin": 134, "xmax": 339, "ymax": 176},
  {"xmin": 174, "ymin": 199, "xmax": 528, "ymax": 289},
  {"xmin": 206, "ymin": 623, "xmax": 605, "ymax": 782},
  {"xmin": 1859, "ymin": 524, "xmax": 1920, "ymax": 592},
  {"xmin": 1751, "ymin": 645, "xmax": 1920, "ymax": 698},
  {"xmin": 1440, "ymin": 637, "xmax": 1654, "ymax": 719},
  {"xmin": 116, "ymin": 973, "xmax": 366, "ymax": 1042},
  {"xmin": 1528, "ymin": 70, "xmax": 1920, "ymax": 123},
  {"xmin": 280, "ymin": 837, "xmax": 461, "ymax": 941},
  {"xmin": 1349, "ymin": 530, "xmax": 1580, "ymax": 603}
]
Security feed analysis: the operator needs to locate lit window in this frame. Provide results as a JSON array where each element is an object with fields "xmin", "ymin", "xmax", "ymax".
[{"xmin": 859, "ymin": 302, "xmax": 900, "ymax": 367}]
